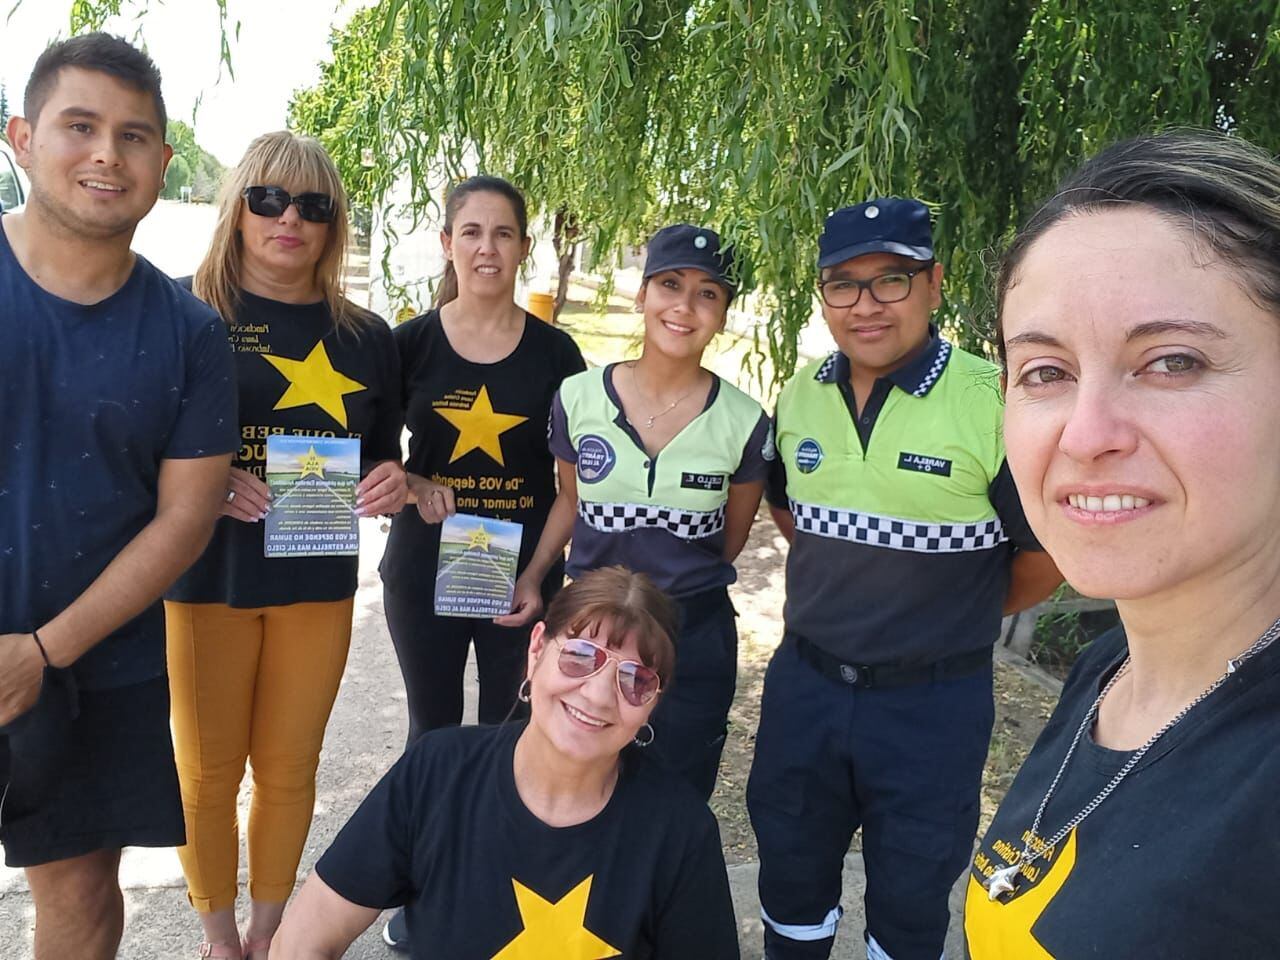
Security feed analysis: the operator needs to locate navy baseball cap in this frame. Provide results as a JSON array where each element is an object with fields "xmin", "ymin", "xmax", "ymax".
[
  {"xmin": 643, "ymin": 224, "xmax": 738, "ymax": 295},
  {"xmin": 818, "ymin": 198, "xmax": 934, "ymax": 268}
]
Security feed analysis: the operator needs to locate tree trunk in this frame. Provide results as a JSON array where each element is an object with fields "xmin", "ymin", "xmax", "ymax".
[{"xmin": 551, "ymin": 206, "xmax": 581, "ymax": 322}]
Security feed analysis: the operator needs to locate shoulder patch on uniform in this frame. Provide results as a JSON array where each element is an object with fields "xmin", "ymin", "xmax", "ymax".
[
  {"xmin": 762, "ymin": 421, "xmax": 777, "ymax": 461},
  {"xmin": 577, "ymin": 434, "xmax": 617, "ymax": 483},
  {"xmin": 795, "ymin": 438, "xmax": 824, "ymax": 474},
  {"xmin": 897, "ymin": 452, "xmax": 953, "ymax": 477}
]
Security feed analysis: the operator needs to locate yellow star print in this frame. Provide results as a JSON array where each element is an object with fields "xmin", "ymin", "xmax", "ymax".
[
  {"xmin": 262, "ymin": 342, "xmax": 366, "ymax": 429},
  {"xmin": 964, "ymin": 829, "xmax": 1078, "ymax": 959},
  {"xmin": 297, "ymin": 446, "xmax": 328, "ymax": 480},
  {"xmin": 490, "ymin": 876, "xmax": 621, "ymax": 960},
  {"xmin": 467, "ymin": 526, "xmax": 492, "ymax": 551},
  {"xmin": 436, "ymin": 385, "xmax": 528, "ymax": 466}
]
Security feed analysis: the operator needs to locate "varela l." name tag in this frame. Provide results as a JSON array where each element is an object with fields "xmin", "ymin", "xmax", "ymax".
[{"xmin": 897, "ymin": 452, "xmax": 952, "ymax": 477}]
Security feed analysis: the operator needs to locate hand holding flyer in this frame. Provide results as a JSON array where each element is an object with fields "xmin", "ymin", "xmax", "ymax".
[
  {"xmin": 434, "ymin": 514, "xmax": 524, "ymax": 618},
  {"xmin": 264, "ymin": 435, "xmax": 361, "ymax": 557}
]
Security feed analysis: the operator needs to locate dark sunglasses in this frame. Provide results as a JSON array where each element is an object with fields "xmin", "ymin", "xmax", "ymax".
[
  {"xmin": 242, "ymin": 185, "xmax": 336, "ymax": 224},
  {"xmin": 555, "ymin": 637, "xmax": 662, "ymax": 707}
]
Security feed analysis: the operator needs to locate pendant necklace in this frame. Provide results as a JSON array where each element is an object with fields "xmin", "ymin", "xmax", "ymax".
[
  {"xmin": 985, "ymin": 614, "xmax": 1280, "ymax": 902},
  {"xmin": 629, "ymin": 361, "xmax": 698, "ymax": 429}
]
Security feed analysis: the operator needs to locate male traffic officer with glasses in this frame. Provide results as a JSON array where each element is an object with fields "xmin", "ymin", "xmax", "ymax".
[
  {"xmin": 0, "ymin": 33, "xmax": 236, "ymax": 959},
  {"xmin": 747, "ymin": 198, "xmax": 1062, "ymax": 960}
]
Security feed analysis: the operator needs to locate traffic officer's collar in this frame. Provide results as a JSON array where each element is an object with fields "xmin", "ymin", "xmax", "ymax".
[{"xmin": 814, "ymin": 325, "xmax": 952, "ymax": 398}]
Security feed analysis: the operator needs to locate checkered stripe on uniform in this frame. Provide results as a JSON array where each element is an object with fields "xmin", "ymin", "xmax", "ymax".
[
  {"xmin": 814, "ymin": 351, "xmax": 841, "ymax": 382},
  {"xmin": 790, "ymin": 499, "xmax": 1006, "ymax": 553},
  {"xmin": 578, "ymin": 501, "xmax": 726, "ymax": 540},
  {"xmin": 912, "ymin": 339, "xmax": 952, "ymax": 396}
]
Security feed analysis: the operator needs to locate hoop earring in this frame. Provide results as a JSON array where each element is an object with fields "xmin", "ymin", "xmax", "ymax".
[
  {"xmin": 517, "ymin": 679, "xmax": 531, "ymax": 703},
  {"xmin": 632, "ymin": 723, "xmax": 655, "ymax": 748}
]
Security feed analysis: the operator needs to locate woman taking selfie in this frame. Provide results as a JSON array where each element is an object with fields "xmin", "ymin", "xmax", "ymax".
[
  {"xmin": 507, "ymin": 224, "xmax": 772, "ymax": 801},
  {"xmin": 966, "ymin": 130, "xmax": 1280, "ymax": 957},
  {"xmin": 271, "ymin": 566, "xmax": 740, "ymax": 959},
  {"xmin": 164, "ymin": 131, "xmax": 406, "ymax": 959}
]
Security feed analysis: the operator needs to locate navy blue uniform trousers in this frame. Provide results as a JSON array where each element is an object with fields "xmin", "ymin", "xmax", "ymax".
[
  {"xmin": 647, "ymin": 587, "xmax": 738, "ymax": 802},
  {"xmin": 747, "ymin": 634, "xmax": 993, "ymax": 960}
]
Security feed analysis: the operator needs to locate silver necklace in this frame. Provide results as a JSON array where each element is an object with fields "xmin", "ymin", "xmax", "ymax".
[
  {"xmin": 629, "ymin": 362, "xmax": 698, "ymax": 429},
  {"xmin": 985, "ymin": 614, "xmax": 1280, "ymax": 902}
]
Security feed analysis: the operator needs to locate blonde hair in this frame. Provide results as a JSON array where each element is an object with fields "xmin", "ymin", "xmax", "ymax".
[{"xmin": 194, "ymin": 130, "xmax": 367, "ymax": 331}]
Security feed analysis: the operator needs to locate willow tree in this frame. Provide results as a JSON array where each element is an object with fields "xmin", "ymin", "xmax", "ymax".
[{"xmin": 70, "ymin": 0, "xmax": 1280, "ymax": 376}]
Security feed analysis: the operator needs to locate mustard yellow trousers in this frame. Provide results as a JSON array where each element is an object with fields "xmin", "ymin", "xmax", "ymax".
[{"xmin": 164, "ymin": 598, "xmax": 354, "ymax": 911}]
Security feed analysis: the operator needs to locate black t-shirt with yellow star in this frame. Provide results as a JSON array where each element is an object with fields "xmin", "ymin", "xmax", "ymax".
[
  {"xmin": 379, "ymin": 310, "xmax": 586, "ymax": 591},
  {"xmin": 316, "ymin": 721, "xmax": 740, "ymax": 959},
  {"xmin": 168, "ymin": 289, "xmax": 402, "ymax": 607},
  {"xmin": 965, "ymin": 627, "xmax": 1280, "ymax": 958}
]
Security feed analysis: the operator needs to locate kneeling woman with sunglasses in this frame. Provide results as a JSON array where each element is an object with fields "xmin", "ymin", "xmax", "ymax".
[
  {"xmin": 164, "ymin": 132, "xmax": 407, "ymax": 959},
  {"xmin": 272, "ymin": 566, "xmax": 740, "ymax": 959}
]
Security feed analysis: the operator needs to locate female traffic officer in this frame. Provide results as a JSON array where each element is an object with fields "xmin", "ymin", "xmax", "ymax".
[{"xmin": 504, "ymin": 224, "xmax": 773, "ymax": 801}]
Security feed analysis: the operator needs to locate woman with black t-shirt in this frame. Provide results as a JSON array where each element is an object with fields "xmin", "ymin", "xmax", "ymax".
[
  {"xmin": 164, "ymin": 132, "xmax": 406, "ymax": 960},
  {"xmin": 966, "ymin": 131, "xmax": 1280, "ymax": 957},
  {"xmin": 381, "ymin": 176, "xmax": 584, "ymax": 741},
  {"xmin": 272, "ymin": 567, "xmax": 740, "ymax": 960}
]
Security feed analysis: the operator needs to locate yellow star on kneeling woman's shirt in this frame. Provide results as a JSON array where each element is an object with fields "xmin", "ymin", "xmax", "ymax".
[
  {"xmin": 262, "ymin": 341, "xmax": 366, "ymax": 429},
  {"xmin": 490, "ymin": 875, "xmax": 621, "ymax": 960},
  {"xmin": 436, "ymin": 385, "xmax": 528, "ymax": 466}
]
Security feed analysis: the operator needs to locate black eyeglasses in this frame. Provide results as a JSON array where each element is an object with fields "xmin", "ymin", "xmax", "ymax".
[
  {"xmin": 817, "ymin": 265, "xmax": 931, "ymax": 308},
  {"xmin": 241, "ymin": 185, "xmax": 336, "ymax": 224}
]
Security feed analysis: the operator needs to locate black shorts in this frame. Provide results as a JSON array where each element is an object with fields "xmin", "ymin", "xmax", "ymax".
[{"xmin": 0, "ymin": 669, "xmax": 185, "ymax": 868}]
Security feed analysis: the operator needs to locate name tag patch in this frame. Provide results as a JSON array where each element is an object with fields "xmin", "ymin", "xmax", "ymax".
[
  {"xmin": 681, "ymin": 472, "xmax": 727, "ymax": 491},
  {"xmin": 898, "ymin": 452, "xmax": 952, "ymax": 477}
]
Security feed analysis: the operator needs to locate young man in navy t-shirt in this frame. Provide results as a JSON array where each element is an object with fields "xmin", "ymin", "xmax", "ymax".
[{"xmin": 0, "ymin": 34, "xmax": 237, "ymax": 958}]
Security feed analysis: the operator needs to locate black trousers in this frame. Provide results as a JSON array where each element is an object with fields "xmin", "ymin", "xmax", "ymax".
[
  {"xmin": 383, "ymin": 574, "xmax": 560, "ymax": 743},
  {"xmin": 747, "ymin": 635, "xmax": 994, "ymax": 960},
  {"xmin": 647, "ymin": 587, "xmax": 739, "ymax": 802}
]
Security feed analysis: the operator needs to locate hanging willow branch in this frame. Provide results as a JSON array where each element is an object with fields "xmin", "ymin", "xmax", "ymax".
[{"xmin": 64, "ymin": 0, "xmax": 1280, "ymax": 378}]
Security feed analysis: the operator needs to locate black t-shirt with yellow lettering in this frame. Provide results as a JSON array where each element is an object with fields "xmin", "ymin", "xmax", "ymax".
[
  {"xmin": 965, "ymin": 626, "xmax": 1280, "ymax": 958},
  {"xmin": 379, "ymin": 310, "xmax": 585, "ymax": 591},
  {"xmin": 168, "ymin": 289, "xmax": 402, "ymax": 607}
]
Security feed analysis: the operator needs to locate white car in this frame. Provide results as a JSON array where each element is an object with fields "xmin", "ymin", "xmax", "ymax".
[{"xmin": 0, "ymin": 140, "xmax": 29, "ymax": 212}]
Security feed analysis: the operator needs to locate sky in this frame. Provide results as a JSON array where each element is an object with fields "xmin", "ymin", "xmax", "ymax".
[{"xmin": 0, "ymin": 0, "xmax": 369, "ymax": 165}]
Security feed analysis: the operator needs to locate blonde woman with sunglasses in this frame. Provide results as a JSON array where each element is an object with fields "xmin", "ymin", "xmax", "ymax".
[
  {"xmin": 163, "ymin": 131, "xmax": 407, "ymax": 959},
  {"xmin": 271, "ymin": 566, "xmax": 740, "ymax": 959}
]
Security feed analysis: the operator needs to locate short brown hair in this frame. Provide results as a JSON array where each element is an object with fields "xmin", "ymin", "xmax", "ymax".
[
  {"xmin": 543, "ymin": 567, "xmax": 678, "ymax": 687},
  {"xmin": 24, "ymin": 33, "xmax": 166, "ymax": 130}
]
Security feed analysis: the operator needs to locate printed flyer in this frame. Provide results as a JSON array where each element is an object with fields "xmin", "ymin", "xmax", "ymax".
[
  {"xmin": 264, "ymin": 435, "xmax": 360, "ymax": 557},
  {"xmin": 434, "ymin": 513, "xmax": 523, "ymax": 618}
]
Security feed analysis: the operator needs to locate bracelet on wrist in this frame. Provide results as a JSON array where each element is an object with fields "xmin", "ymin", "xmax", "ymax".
[{"xmin": 31, "ymin": 629, "xmax": 52, "ymax": 668}]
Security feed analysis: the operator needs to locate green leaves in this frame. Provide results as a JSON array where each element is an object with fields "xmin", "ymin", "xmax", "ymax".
[{"xmin": 274, "ymin": 0, "xmax": 1280, "ymax": 380}]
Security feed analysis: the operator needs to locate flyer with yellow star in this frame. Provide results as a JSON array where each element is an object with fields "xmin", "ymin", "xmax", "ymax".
[
  {"xmin": 435, "ymin": 513, "xmax": 523, "ymax": 617},
  {"xmin": 264, "ymin": 434, "xmax": 361, "ymax": 557}
]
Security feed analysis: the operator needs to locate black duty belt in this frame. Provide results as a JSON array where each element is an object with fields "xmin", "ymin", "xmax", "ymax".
[{"xmin": 792, "ymin": 635, "xmax": 991, "ymax": 690}]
